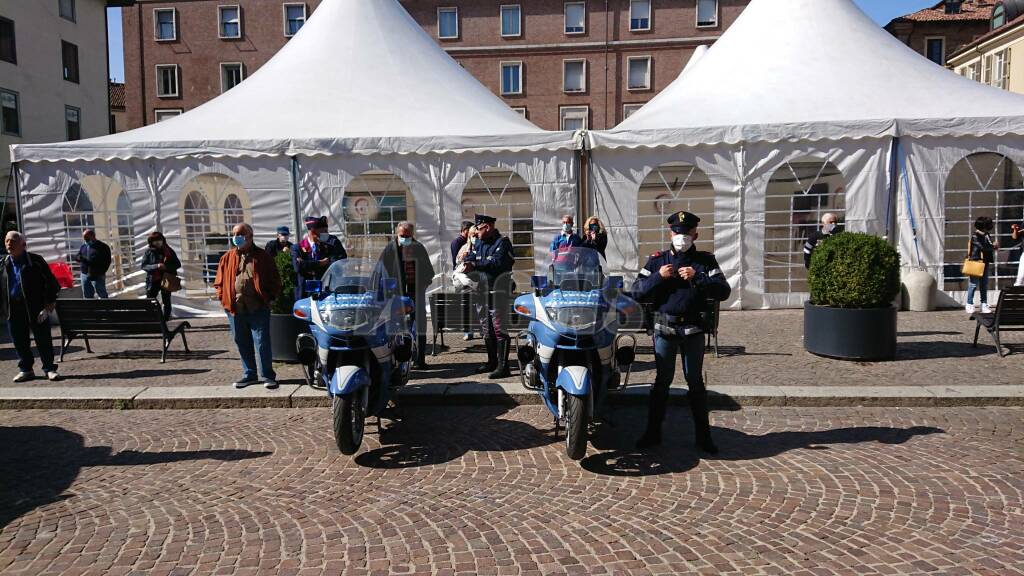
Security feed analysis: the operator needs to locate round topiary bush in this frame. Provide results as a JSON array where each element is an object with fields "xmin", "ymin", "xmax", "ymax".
[{"xmin": 808, "ymin": 232, "xmax": 900, "ymax": 309}]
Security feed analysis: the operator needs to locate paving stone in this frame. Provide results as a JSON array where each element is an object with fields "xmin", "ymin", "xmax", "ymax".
[
  {"xmin": 0, "ymin": 386, "xmax": 144, "ymax": 409},
  {"xmin": 132, "ymin": 385, "xmax": 299, "ymax": 409}
]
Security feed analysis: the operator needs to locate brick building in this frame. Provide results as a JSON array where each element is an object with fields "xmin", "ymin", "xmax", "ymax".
[
  {"xmin": 121, "ymin": 0, "xmax": 748, "ymax": 132},
  {"xmin": 885, "ymin": 0, "xmax": 995, "ymax": 66}
]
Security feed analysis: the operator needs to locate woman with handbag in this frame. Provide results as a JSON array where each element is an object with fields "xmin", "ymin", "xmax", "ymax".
[
  {"xmin": 141, "ymin": 232, "xmax": 181, "ymax": 321},
  {"xmin": 965, "ymin": 217, "xmax": 999, "ymax": 315}
]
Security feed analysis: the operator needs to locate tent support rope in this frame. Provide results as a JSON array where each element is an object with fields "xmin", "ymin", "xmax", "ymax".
[{"xmin": 896, "ymin": 139, "xmax": 922, "ymax": 267}]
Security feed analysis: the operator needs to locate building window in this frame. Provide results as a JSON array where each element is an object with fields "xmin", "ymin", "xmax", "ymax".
[
  {"xmin": 154, "ymin": 8, "xmax": 177, "ymax": 41},
  {"xmin": 154, "ymin": 109, "xmax": 182, "ymax": 122},
  {"xmin": 511, "ymin": 107, "xmax": 527, "ymax": 118},
  {"xmin": 501, "ymin": 5, "xmax": 521, "ymax": 38},
  {"xmin": 630, "ymin": 0, "xmax": 651, "ymax": 31},
  {"xmin": 61, "ymin": 41, "xmax": 79, "ymax": 83},
  {"xmin": 563, "ymin": 59, "xmax": 586, "ymax": 93},
  {"xmin": 283, "ymin": 3, "xmax": 306, "ymax": 37},
  {"xmin": 565, "ymin": 2, "xmax": 586, "ymax": 34},
  {"xmin": 219, "ymin": 5, "xmax": 242, "ymax": 39},
  {"xmin": 0, "ymin": 17, "xmax": 14, "ymax": 65},
  {"xmin": 1, "ymin": 90, "xmax": 20, "ymax": 136},
  {"xmin": 156, "ymin": 65, "xmax": 180, "ymax": 98},
  {"xmin": 65, "ymin": 106, "xmax": 81, "ymax": 140},
  {"xmin": 925, "ymin": 37, "xmax": 945, "ymax": 65},
  {"xmin": 623, "ymin": 103, "xmax": 644, "ymax": 120},
  {"xmin": 992, "ymin": 4, "xmax": 1006, "ymax": 29},
  {"xmin": 982, "ymin": 53, "xmax": 994, "ymax": 84},
  {"xmin": 438, "ymin": 7, "xmax": 458, "ymax": 39},
  {"xmin": 968, "ymin": 61, "xmax": 980, "ymax": 82},
  {"xmin": 993, "ymin": 49, "xmax": 1011, "ymax": 89},
  {"xmin": 59, "ymin": 0, "xmax": 76, "ymax": 22},
  {"xmin": 221, "ymin": 63, "xmax": 244, "ymax": 92},
  {"xmin": 627, "ymin": 56, "xmax": 651, "ymax": 90},
  {"xmin": 560, "ymin": 106, "xmax": 588, "ymax": 130},
  {"xmin": 501, "ymin": 61, "xmax": 523, "ymax": 95},
  {"xmin": 697, "ymin": 0, "xmax": 718, "ymax": 28}
]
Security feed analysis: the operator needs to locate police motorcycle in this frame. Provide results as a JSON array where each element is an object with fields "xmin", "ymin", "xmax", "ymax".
[
  {"xmin": 293, "ymin": 255, "xmax": 415, "ymax": 455},
  {"xmin": 513, "ymin": 246, "xmax": 640, "ymax": 460}
]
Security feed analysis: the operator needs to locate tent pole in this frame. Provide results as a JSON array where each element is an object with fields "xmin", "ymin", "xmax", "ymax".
[
  {"xmin": 885, "ymin": 138, "xmax": 899, "ymax": 244},
  {"xmin": 736, "ymin": 143, "xmax": 746, "ymax": 310},
  {"xmin": 289, "ymin": 156, "xmax": 301, "ymax": 236},
  {"xmin": 577, "ymin": 141, "xmax": 588, "ymax": 220}
]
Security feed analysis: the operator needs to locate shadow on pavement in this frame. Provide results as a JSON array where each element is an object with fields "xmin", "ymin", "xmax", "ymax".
[
  {"xmin": 65, "ymin": 368, "xmax": 211, "ymax": 380},
  {"xmin": 582, "ymin": 407, "xmax": 944, "ymax": 477},
  {"xmin": 355, "ymin": 404, "xmax": 555, "ymax": 469},
  {"xmin": 95, "ymin": 349, "xmax": 226, "ymax": 361},
  {"xmin": 0, "ymin": 426, "xmax": 270, "ymax": 529},
  {"xmin": 895, "ymin": 341, "xmax": 1000, "ymax": 360},
  {"xmin": 897, "ymin": 331, "xmax": 962, "ymax": 337}
]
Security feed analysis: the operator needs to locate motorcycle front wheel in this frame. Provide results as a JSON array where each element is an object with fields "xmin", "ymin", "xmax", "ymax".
[
  {"xmin": 333, "ymin": 392, "xmax": 365, "ymax": 455},
  {"xmin": 564, "ymin": 393, "xmax": 588, "ymax": 460}
]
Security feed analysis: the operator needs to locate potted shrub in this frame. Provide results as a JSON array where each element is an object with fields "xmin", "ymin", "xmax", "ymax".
[
  {"xmin": 270, "ymin": 250, "xmax": 302, "ymax": 362},
  {"xmin": 804, "ymin": 232, "xmax": 901, "ymax": 361}
]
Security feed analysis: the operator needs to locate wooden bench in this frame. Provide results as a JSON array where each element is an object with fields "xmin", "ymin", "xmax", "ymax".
[
  {"xmin": 972, "ymin": 286, "xmax": 1024, "ymax": 357},
  {"xmin": 429, "ymin": 291, "xmax": 530, "ymax": 354},
  {"xmin": 55, "ymin": 299, "xmax": 192, "ymax": 363}
]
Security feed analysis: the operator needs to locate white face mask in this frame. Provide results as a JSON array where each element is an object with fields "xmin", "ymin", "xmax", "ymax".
[
  {"xmin": 823, "ymin": 222, "xmax": 836, "ymax": 234},
  {"xmin": 672, "ymin": 234, "xmax": 693, "ymax": 252}
]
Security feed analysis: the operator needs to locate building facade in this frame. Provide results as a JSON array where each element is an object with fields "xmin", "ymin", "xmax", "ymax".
[
  {"xmin": 885, "ymin": 0, "xmax": 995, "ymax": 66},
  {"xmin": 949, "ymin": 1, "xmax": 1024, "ymax": 93},
  {"xmin": 109, "ymin": 81, "xmax": 127, "ymax": 133},
  {"xmin": 1, "ymin": 0, "xmax": 114, "ymax": 229},
  {"xmin": 121, "ymin": 0, "xmax": 748, "ymax": 132}
]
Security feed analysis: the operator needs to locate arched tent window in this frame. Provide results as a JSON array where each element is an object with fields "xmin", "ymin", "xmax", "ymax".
[
  {"xmin": 943, "ymin": 152, "xmax": 1024, "ymax": 292},
  {"xmin": 343, "ymin": 171, "xmax": 413, "ymax": 258},
  {"xmin": 637, "ymin": 163, "xmax": 716, "ymax": 263},
  {"xmin": 114, "ymin": 191, "xmax": 134, "ymax": 279},
  {"xmin": 62, "ymin": 184, "xmax": 95, "ymax": 276},
  {"xmin": 223, "ymin": 194, "xmax": 244, "ymax": 231},
  {"xmin": 461, "ymin": 167, "xmax": 533, "ymax": 288},
  {"xmin": 764, "ymin": 156, "xmax": 846, "ymax": 294},
  {"xmin": 182, "ymin": 190, "xmax": 212, "ymax": 287}
]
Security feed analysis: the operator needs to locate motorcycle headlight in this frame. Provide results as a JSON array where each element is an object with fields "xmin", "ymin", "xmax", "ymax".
[
  {"xmin": 545, "ymin": 306, "xmax": 599, "ymax": 330},
  {"xmin": 324, "ymin": 307, "xmax": 372, "ymax": 331}
]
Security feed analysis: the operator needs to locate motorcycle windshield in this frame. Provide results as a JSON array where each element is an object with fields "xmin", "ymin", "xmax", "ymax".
[
  {"xmin": 548, "ymin": 247, "xmax": 605, "ymax": 292},
  {"xmin": 317, "ymin": 254, "xmax": 406, "ymax": 337}
]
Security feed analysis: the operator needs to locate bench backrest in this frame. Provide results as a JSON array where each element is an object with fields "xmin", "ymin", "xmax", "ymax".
[
  {"xmin": 996, "ymin": 287, "xmax": 1024, "ymax": 327},
  {"xmin": 56, "ymin": 299, "xmax": 166, "ymax": 334}
]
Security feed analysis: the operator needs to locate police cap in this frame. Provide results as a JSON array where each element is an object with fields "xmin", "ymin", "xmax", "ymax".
[
  {"xmin": 667, "ymin": 211, "xmax": 700, "ymax": 234},
  {"xmin": 475, "ymin": 214, "xmax": 497, "ymax": 226}
]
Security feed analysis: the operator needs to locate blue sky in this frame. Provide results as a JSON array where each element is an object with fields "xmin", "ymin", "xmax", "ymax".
[{"xmin": 105, "ymin": 1, "xmax": 936, "ymax": 83}]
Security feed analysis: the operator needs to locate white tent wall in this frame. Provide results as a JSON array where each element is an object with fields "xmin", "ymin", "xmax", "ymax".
[
  {"xmin": 899, "ymin": 135, "xmax": 1024, "ymax": 307},
  {"xmin": 588, "ymin": 138, "xmax": 892, "ymax": 310},
  {"xmin": 296, "ymin": 148, "xmax": 577, "ymax": 292}
]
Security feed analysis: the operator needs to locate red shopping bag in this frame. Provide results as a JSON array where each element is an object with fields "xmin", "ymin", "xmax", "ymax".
[{"xmin": 49, "ymin": 261, "xmax": 75, "ymax": 289}]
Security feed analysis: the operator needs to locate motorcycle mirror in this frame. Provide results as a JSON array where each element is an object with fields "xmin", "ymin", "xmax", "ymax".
[
  {"xmin": 604, "ymin": 276, "xmax": 624, "ymax": 290},
  {"xmin": 304, "ymin": 280, "xmax": 322, "ymax": 296},
  {"xmin": 531, "ymin": 275, "xmax": 548, "ymax": 296}
]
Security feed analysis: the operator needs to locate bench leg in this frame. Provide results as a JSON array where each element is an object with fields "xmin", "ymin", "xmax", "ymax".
[
  {"xmin": 161, "ymin": 339, "xmax": 169, "ymax": 364},
  {"xmin": 432, "ymin": 331, "xmax": 439, "ymax": 357},
  {"xmin": 60, "ymin": 335, "xmax": 70, "ymax": 362},
  {"xmin": 991, "ymin": 329, "xmax": 1005, "ymax": 358},
  {"xmin": 714, "ymin": 333, "xmax": 720, "ymax": 359},
  {"xmin": 973, "ymin": 323, "xmax": 981, "ymax": 347},
  {"xmin": 83, "ymin": 335, "xmax": 92, "ymax": 354},
  {"xmin": 180, "ymin": 330, "xmax": 190, "ymax": 353}
]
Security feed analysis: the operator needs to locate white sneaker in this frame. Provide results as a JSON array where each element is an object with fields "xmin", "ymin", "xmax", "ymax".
[
  {"xmin": 965, "ymin": 304, "xmax": 976, "ymax": 314},
  {"xmin": 981, "ymin": 304, "xmax": 993, "ymax": 314},
  {"xmin": 462, "ymin": 333, "xmax": 473, "ymax": 341},
  {"xmin": 46, "ymin": 371, "xmax": 60, "ymax": 381},
  {"xmin": 12, "ymin": 371, "xmax": 34, "ymax": 383},
  {"xmin": 263, "ymin": 379, "xmax": 279, "ymax": 390}
]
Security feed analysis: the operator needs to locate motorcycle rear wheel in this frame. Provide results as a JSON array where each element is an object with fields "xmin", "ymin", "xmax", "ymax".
[
  {"xmin": 333, "ymin": 392, "xmax": 365, "ymax": 455},
  {"xmin": 564, "ymin": 393, "xmax": 587, "ymax": 460}
]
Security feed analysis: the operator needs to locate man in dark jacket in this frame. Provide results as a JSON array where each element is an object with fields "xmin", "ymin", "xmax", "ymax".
[
  {"xmin": 1, "ymin": 231, "xmax": 61, "ymax": 382},
  {"xmin": 75, "ymin": 229, "xmax": 112, "ymax": 299},
  {"xmin": 803, "ymin": 213, "xmax": 840, "ymax": 269},
  {"xmin": 450, "ymin": 220, "xmax": 473, "ymax": 268},
  {"xmin": 462, "ymin": 214, "xmax": 516, "ymax": 379},
  {"xmin": 294, "ymin": 216, "xmax": 347, "ymax": 299},
  {"xmin": 264, "ymin": 226, "xmax": 293, "ymax": 258},
  {"xmin": 381, "ymin": 222, "xmax": 435, "ymax": 369},
  {"xmin": 632, "ymin": 211, "xmax": 731, "ymax": 453}
]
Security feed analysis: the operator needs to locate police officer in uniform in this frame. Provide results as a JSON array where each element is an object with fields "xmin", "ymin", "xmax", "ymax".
[
  {"xmin": 461, "ymin": 214, "xmax": 516, "ymax": 379},
  {"xmin": 632, "ymin": 211, "xmax": 731, "ymax": 453}
]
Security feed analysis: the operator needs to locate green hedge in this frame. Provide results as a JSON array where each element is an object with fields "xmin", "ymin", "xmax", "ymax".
[
  {"xmin": 271, "ymin": 250, "xmax": 298, "ymax": 314},
  {"xmin": 808, "ymin": 232, "xmax": 900, "ymax": 309}
]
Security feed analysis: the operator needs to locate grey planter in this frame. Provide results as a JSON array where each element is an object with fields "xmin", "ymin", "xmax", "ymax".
[
  {"xmin": 804, "ymin": 302, "xmax": 897, "ymax": 361},
  {"xmin": 270, "ymin": 313, "xmax": 304, "ymax": 363}
]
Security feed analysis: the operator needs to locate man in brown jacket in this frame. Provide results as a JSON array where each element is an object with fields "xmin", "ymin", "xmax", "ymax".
[{"xmin": 215, "ymin": 223, "xmax": 283, "ymax": 389}]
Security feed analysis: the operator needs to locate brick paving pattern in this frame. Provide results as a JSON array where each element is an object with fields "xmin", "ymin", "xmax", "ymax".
[
  {"xmin": 1, "ymin": 406, "xmax": 1021, "ymax": 575},
  {"xmin": 1, "ymin": 310, "xmax": 1019, "ymax": 389}
]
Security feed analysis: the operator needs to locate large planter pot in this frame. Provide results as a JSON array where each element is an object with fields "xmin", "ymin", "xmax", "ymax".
[
  {"xmin": 270, "ymin": 313, "xmax": 304, "ymax": 363},
  {"xmin": 804, "ymin": 302, "xmax": 897, "ymax": 361}
]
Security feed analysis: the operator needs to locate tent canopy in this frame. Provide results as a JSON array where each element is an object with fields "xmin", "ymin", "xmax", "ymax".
[
  {"xmin": 593, "ymin": 0, "xmax": 1024, "ymax": 148},
  {"xmin": 12, "ymin": 0, "xmax": 573, "ymax": 163}
]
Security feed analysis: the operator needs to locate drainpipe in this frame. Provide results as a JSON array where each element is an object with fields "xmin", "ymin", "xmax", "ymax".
[
  {"xmin": 137, "ymin": 3, "xmax": 147, "ymax": 126},
  {"xmin": 604, "ymin": 0, "xmax": 610, "ymax": 129}
]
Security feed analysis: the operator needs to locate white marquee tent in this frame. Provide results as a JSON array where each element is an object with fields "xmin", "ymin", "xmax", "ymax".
[
  {"xmin": 589, "ymin": 0, "xmax": 1024, "ymax": 309},
  {"xmin": 11, "ymin": 0, "xmax": 577, "ymax": 300}
]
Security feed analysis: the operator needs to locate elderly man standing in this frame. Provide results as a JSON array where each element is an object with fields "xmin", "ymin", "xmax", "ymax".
[
  {"xmin": 75, "ymin": 229, "xmax": 112, "ymax": 299},
  {"xmin": 0, "ymin": 231, "xmax": 61, "ymax": 382},
  {"xmin": 381, "ymin": 222, "xmax": 435, "ymax": 369},
  {"xmin": 803, "ymin": 213, "xmax": 841, "ymax": 269},
  {"xmin": 215, "ymin": 223, "xmax": 283, "ymax": 390},
  {"xmin": 550, "ymin": 214, "xmax": 581, "ymax": 254}
]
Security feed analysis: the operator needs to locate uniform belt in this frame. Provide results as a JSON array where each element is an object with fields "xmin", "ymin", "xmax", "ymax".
[{"xmin": 655, "ymin": 313, "xmax": 691, "ymax": 326}]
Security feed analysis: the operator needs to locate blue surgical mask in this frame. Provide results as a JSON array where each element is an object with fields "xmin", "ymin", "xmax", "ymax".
[
  {"xmin": 562, "ymin": 224, "xmax": 573, "ymax": 234},
  {"xmin": 398, "ymin": 237, "xmax": 413, "ymax": 247},
  {"xmin": 232, "ymin": 235, "xmax": 247, "ymax": 248}
]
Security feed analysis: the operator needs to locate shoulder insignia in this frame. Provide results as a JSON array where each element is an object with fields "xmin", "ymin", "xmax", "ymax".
[
  {"xmin": 651, "ymin": 251, "xmax": 663, "ymax": 258},
  {"xmin": 639, "ymin": 268, "xmax": 652, "ymax": 277}
]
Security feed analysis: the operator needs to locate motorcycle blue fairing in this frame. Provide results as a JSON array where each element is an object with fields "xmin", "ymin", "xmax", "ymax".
[
  {"xmin": 331, "ymin": 365, "xmax": 370, "ymax": 396},
  {"xmin": 556, "ymin": 365, "xmax": 591, "ymax": 396}
]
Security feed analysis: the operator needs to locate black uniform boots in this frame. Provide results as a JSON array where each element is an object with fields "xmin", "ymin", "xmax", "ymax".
[
  {"xmin": 489, "ymin": 338, "xmax": 512, "ymax": 379},
  {"xmin": 475, "ymin": 338, "xmax": 498, "ymax": 374},
  {"xmin": 689, "ymin": 392, "xmax": 719, "ymax": 455}
]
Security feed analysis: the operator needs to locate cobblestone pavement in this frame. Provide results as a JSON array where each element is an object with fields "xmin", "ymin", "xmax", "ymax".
[
  {"xmin": 1, "ymin": 310, "xmax": 1019, "ymax": 390},
  {"xmin": 1, "ymin": 406, "xmax": 1022, "ymax": 575}
]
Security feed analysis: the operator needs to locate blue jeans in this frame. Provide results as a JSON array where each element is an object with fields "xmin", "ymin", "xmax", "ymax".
[
  {"xmin": 648, "ymin": 331, "xmax": 706, "ymax": 429},
  {"xmin": 81, "ymin": 274, "xmax": 108, "ymax": 299},
  {"xmin": 966, "ymin": 266, "xmax": 989, "ymax": 305},
  {"xmin": 228, "ymin": 307, "xmax": 275, "ymax": 381}
]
